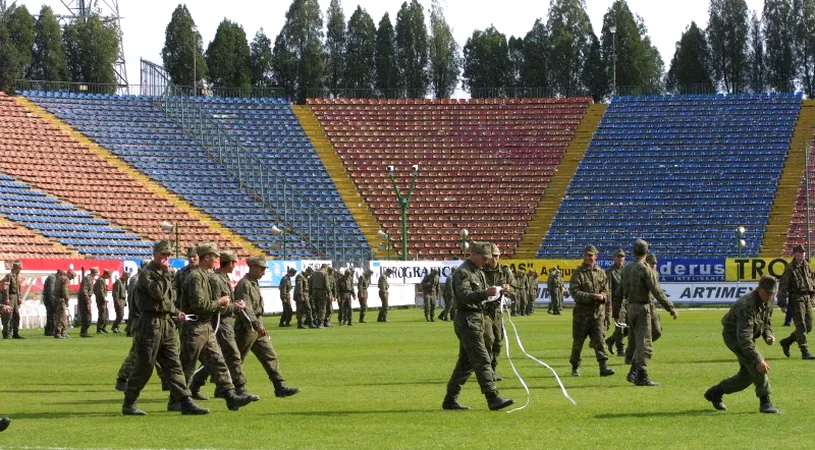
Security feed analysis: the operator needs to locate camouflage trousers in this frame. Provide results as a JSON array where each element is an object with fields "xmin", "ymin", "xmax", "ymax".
[
  {"xmin": 423, "ymin": 295, "xmax": 436, "ymax": 319},
  {"xmin": 311, "ymin": 291, "xmax": 329, "ymax": 326},
  {"xmin": 179, "ymin": 321, "xmax": 235, "ymax": 396},
  {"xmin": 78, "ymin": 298, "xmax": 91, "ymax": 334},
  {"xmin": 124, "ymin": 315, "xmax": 189, "ymax": 403},
  {"xmin": 607, "ymin": 299, "xmax": 625, "ymax": 353},
  {"xmin": 377, "ymin": 291, "xmax": 389, "ymax": 322},
  {"xmin": 625, "ymin": 307, "xmax": 661, "ymax": 362},
  {"xmin": 358, "ymin": 295, "xmax": 368, "ymax": 321},
  {"xmin": 569, "ymin": 309, "xmax": 608, "ymax": 368},
  {"xmin": 784, "ymin": 297, "xmax": 812, "ymax": 350},
  {"xmin": 117, "ymin": 337, "xmax": 165, "ymax": 384},
  {"xmin": 43, "ymin": 298, "xmax": 55, "ymax": 336},
  {"xmin": 526, "ymin": 290, "xmax": 535, "ymax": 315},
  {"xmin": 439, "ymin": 295, "xmax": 453, "ymax": 320},
  {"xmin": 340, "ymin": 293, "xmax": 353, "ymax": 324},
  {"xmin": 112, "ymin": 302, "xmax": 125, "ymax": 330},
  {"xmin": 190, "ymin": 317, "xmax": 247, "ymax": 392},
  {"xmin": 52, "ymin": 303, "xmax": 67, "ymax": 337},
  {"xmin": 295, "ymin": 295, "xmax": 313, "ymax": 326},
  {"xmin": 483, "ymin": 310, "xmax": 504, "ymax": 372},
  {"xmin": 279, "ymin": 299, "xmax": 293, "ymax": 327},
  {"xmin": 235, "ymin": 323, "xmax": 285, "ymax": 383},
  {"xmin": 627, "ymin": 303, "xmax": 655, "ymax": 372},
  {"xmin": 96, "ymin": 300, "xmax": 109, "ymax": 332},
  {"xmin": 715, "ymin": 332, "xmax": 771, "ymax": 398},
  {"xmin": 1, "ymin": 302, "xmax": 20, "ymax": 336},
  {"xmin": 446, "ymin": 310, "xmax": 497, "ymax": 397},
  {"xmin": 548, "ymin": 291, "xmax": 563, "ymax": 313},
  {"xmin": 515, "ymin": 292, "xmax": 526, "ymax": 315}
]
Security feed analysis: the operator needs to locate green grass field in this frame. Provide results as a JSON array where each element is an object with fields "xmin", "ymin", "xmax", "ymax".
[{"xmin": 0, "ymin": 308, "xmax": 811, "ymax": 449}]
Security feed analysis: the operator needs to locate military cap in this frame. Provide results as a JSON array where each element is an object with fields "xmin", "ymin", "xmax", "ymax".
[
  {"xmin": 364, "ymin": 269, "xmax": 373, "ymax": 275},
  {"xmin": 121, "ymin": 271, "xmax": 131, "ymax": 278},
  {"xmin": 153, "ymin": 240, "xmax": 173, "ymax": 254},
  {"xmin": 141, "ymin": 259, "xmax": 151, "ymax": 267},
  {"xmin": 615, "ymin": 248, "xmax": 626, "ymax": 257},
  {"xmin": 583, "ymin": 245, "xmax": 598, "ymax": 255},
  {"xmin": 196, "ymin": 243, "xmax": 219, "ymax": 258},
  {"xmin": 219, "ymin": 251, "xmax": 237, "ymax": 263},
  {"xmin": 90, "ymin": 267, "xmax": 99, "ymax": 274},
  {"xmin": 246, "ymin": 255, "xmax": 267, "ymax": 268},
  {"xmin": 645, "ymin": 253, "xmax": 657, "ymax": 265},
  {"xmin": 10, "ymin": 261, "xmax": 21, "ymax": 270},
  {"xmin": 470, "ymin": 241, "xmax": 491, "ymax": 257},
  {"xmin": 384, "ymin": 268, "xmax": 394, "ymax": 275},
  {"xmin": 186, "ymin": 246, "xmax": 197, "ymax": 258},
  {"xmin": 56, "ymin": 269, "xmax": 65, "ymax": 276},
  {"xmin": 792, "ymin": 244, "xmax": 806, "ymax": 254},
  {"xmin": 289, "ymin": 267, "xmax": 298, "ymax": 274},
  {"xmin": 305, "ymin": 267, "xmax": 314, "ymax": 273},
  {"xmin": 344, "ymin": 268, "xmax": 352, "ymax": 275},
  {"xmin": 633, "ymin": 239, "xmax": 649, "ymax": 255},
  {"xmin": 758, "ymin": 275, "xmax": 778, "ymax": 293},
  {"xmin": 490, "ymin": 243, "xmax": 501, "ymax": 256},
  {"xmin": 66, "ymin": 270, "xmax": 76, "ymax": 279},
  {"xmin": 102, "ymin": 269, "xmax": 112, "ymax": 276}
]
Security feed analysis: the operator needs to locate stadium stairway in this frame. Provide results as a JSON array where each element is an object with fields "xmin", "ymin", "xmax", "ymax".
[
  {"xmin": 13, "ymin": 95, "xmax": 260, "ymax": 257},
  {"xmin": 762, "ymin": 99, "xmax": 815, "ymax": 256},
  {"xmin": 291, "ymin": 105, "xmax": 384, "ymax": 258},
  {"xmin": 514, "ymin": 103, "xmax": 607, "ymax": 258}
]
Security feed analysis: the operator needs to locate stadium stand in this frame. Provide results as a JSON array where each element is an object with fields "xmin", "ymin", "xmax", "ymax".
[
  {"xmin": 0, "ymin": 214, "xmax": 75, "ymax": 260},
  {"xmin": 538, "ymin": 93, "xmax": 802, "ymax": 258},
  {"xmin": 784, "ymin": 107, "xmax": 815, "ymax": 254},
  {"xmin": 309, "ymin": 97, "xmax": 593, "ymax": 259},
  {"xmin": 4, "ymin": 91, "xmax": 248, "ymax": 257},
  {"xmin": 20, "ymin": 92, "xmax": 334, "ymax": 258}
]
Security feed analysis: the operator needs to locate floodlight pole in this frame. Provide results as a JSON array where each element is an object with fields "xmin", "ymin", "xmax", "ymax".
[{"xmin": 387, "ymin": 167, "xmax": 418, "ymax": 261}]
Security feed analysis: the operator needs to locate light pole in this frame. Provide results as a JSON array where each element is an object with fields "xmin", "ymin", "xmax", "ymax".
[
  {"xmin": 610, "ymin": 24, "xmax": 617, "ymax": 97},
  {"xmin": 459, "ymin": 228, "xmax": 470, "ymax": 260},
  {"xmin": 377, "ymin": 230, "xmax": 391, "ymax": 260},
  {"xmin": 160, "ymin": 221, "xmax": 179, "ymax": 258},
  {"xmin": 271, "ymin": 225, "xmax": 286, "ymax": 259},
  {"xmin": 385, "ymin": 164, "xmax": 419, "ymax": 261},
  {"xmin": 736, "ymin": 226, "xmax": 746, "ymax": 283},
  {"xmin": 191, "ymin": 25, "xmax": 199, "ymax": 95}
]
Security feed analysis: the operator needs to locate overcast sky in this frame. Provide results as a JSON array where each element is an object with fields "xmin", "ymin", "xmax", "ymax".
[{"xmin": 19, "ymin": 0, "xmax": 766, "ymax": 90}]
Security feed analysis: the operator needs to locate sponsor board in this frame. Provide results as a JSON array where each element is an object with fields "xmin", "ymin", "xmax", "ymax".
[
  {"xmin": 369, "ymin": 261, "xmax": 450, "ymax": 285},
  {"xmin": 530, "ymin": 282, "xmax": 757, "ymax": 305},
  {"xmin": 13, "ymin": 259, "xmax": 124, "ymax": 294},
  {"xmin": 724, "ymin": 257, "xmax": 815, "ymax": 282},
  {"xmin": 502, "ymin": 259, "xmax": 582, "ymax": 282}
]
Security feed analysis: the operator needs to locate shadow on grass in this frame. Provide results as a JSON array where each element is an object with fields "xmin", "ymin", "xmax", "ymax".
[
  {"xmin": 593, "ymin": 409, "xmax": 754, "ymax": 419},
  {"xmin": 46, "ymin": 398, "xmax": 167, "ymax": 405},
  {"xmin": 7, "ymin": 411, "xmax": 115, "ymax": 419},
  {"xmin": 262, "ymin": 409, "xmax": 432, "ymax": 417}
]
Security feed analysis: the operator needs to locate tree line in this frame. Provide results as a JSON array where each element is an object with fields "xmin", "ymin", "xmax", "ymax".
[
  {"xmin": 0, "ymin": 1, "xmax": 120, "ymax": 93},
  {"xmin": 2, "ymin": 0, "xmax": 815, "ymax": 100}
]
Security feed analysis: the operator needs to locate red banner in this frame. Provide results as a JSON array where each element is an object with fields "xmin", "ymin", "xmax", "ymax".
[{"xmin": 15, "ymin": 259, "xmax": 124, "ymax": 294}]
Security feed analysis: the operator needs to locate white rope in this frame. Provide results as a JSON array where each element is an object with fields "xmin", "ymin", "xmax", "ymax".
[{"xmin": 497, "ymin": 295, "xmax": 530, "ymax": 413}]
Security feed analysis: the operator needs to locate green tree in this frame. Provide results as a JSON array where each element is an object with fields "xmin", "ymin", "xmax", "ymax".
[
  {"xmin": 395, "ymin": 0, "xmax": 429, "ymax": 97},
  {"xmin": 205, "ymin": 19, "xmax": 251, "ymax": 89},
  {"xmin": 324, "ymin": 0, "xmax": 346, "ymax": 95},
  {"xmin": 343, "ymin": 6, "xmax": 376, "ymax": 96},
  {"xmin": 161, "ymin": 4, "xmax": 207, "ymax": 88},
  {"xmin": 6, "ymin": 4, "xmax": 34, "ymax": 78},
  {"xmin": 582, "ymin": 32, "xmax": 607, "ymax": 101},
  {"xmin": 428, "ymin": 0, "xmax": 459, "ymax": 98},
  {"xmin": 520, "ymin": 19, "xmax": 550, "ymax": 93},
  {"xmin": 375, "ymin": 13, "xmax": 400, "ymax": 96},
  {"xmin": 249, "ymin": 28, "xmax": 274, "ymax": 87},
  {"xmin": 749, "ymin": 12, "xmax": 766, "ymax": 92},
  {"xmin": 666, "ymin": 22, "xmax": 713, "ymax": 93},
  {"xmin": 462, "ymin": 26, "xmax": 511, "ymax": 97},
  {"xmin": 272, "ymin": 0, "xmax": 324, "ymax": 103},
  {"xmin": 64, "ymin": 14, "xmax": 120, "ymax": 90},
  {"xmin": 0, "ymin": 20, "xmax": 18, "ymax": 92},
  {"xmin": 708, "ymin": 0, "xmax": 749, "ymax": 93},
  {"xmin": 30, "ymin": 6, "xmax": 69, "ymax": 83},
  {"xmin": 764, "ymin": 0, "xmax": 796, "ymax": 91},
  {"xmin": 508, "ymin": 36, "xmax": 524, "ymax": 90},
  {"xmin": 547, "ymin": 0, "xmax": 593, "ymax": 96},
  {"xmin": 793, "ymin": 0, "xmax": 815, "ymax": 97},
  {"xmin": 600, "ymin": 0, "xmax": 664, "ymax": 95}
]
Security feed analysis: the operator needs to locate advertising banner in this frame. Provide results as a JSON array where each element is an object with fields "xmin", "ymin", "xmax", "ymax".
[
  {"xmin": 723, "ymin": 257, "xmax": 815, "ymax": 282},
  {"xmin": 14, "ymin": 259, "xmax": 124, "ymax": 293}
]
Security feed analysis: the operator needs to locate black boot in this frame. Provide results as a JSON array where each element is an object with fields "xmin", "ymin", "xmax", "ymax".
[
  {"xmin": 115, "ymin": 378, "xmax": 127, "ymax": 391},
  {"xmin": 274, "ymin": 381, "xmax": 301, "ymax": 398},
  {"xmin": 122, "ymin": 402, "xmax": 147, "ymax": 416},
  {"xmin": 635, "ymin": 369, "xmax": 660, "ymax": 387},
  {"xmin": 189, "ymin": 382, "xmax": 209, "ymax": 400},
  {"xmin": 224, "ymin": 391, "xmax": 253, "ymax": 411},
  {"xmin": 801, "ymin": 347, "xmax": 815, "ymax": 360},
  {"xmin": 179, "ymin": 396, "xmax": 209, "ymax": 415},
  {"xmin": 599, "ymin": 360, "xmax": 615, "ymax": 377},
  {"xmin": 605, "ymin": 337, "xmax": 615, "ymax": 354},
  {"xmin": 571, "ymin": 364, "xmax": 580, "ymax": 377},
  {"xmin": 759, "ymin": 395, "xmax": 780, "ymax": 414},
  {"xmin": 442, "ymin": 393, "xmax": 469, "ymax": 410},
  {"xmin": 235, "ymin": 386, "xmax": 260, "ymax": 402},
  {"xmin": 704, "ymin": 385, "xmax": 727, "ymax": 411},
  {"xmin": 626, "ymin": 366, "xmax": 638, "ymax": 384},
  {"xmin": 11, "ymin": 332, "xmax": 24, "ymax": 339},
  {"xmin": 780, "ymin": 337, "xmax": 792, "ymax": 358},
  {"xmin": 485, "ymin": 392, "xmax": 515, "ymax": 411},
  {"xmin": 359, "ymin": 314, "xmax": 367, "ymax": 323}
]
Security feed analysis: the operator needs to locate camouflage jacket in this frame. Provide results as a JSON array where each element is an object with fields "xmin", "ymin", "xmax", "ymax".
[
  {"xmin": 54, "ymin": 275, "xmax": 70, "ymax": 306},
  {"xmin": 279, "ymin": 275, "xmax": 293, "ymax": 301},
  {"xmin": 453, "ymin": 260, "xmax": 488, "ymax": 312},
  {"xmin": 620, "ymin": 260, "xmax": 674, "ymax": 313},
  {"xmin": 606, "ymin": 264, "xmax": 624, "ymax": 306},
  {"xmin": 308, "ymin": 269, "xmax": 330, "ymax": 296},
  {"xmin": 235, "ymin": 276, "xmax": 263, "ymax": 331},
  {"xmin": 358, "ymin": 276, "xmax": 370, "ymax": 299},
  {"xmin": 136, "ymin": 262, "xmax": 177, "ymax": 315},
  {"xmin": 569, "ymin": 263, "xmax": 609, "ymax": 319},
  {"xmin": 777, "ymin": 258, "xmax": 815, "ymax": 308},
  {"xmin": 421, "ymin": 273, "xmax": 440, "ymax": 297},
  {"xmin": 181, "ymin": 266, "xmax": 221, "ymax": 320},
  {"xmin": 79, "ymin": 274, "xmax": 93, "ymax": 301},
  {"xmin": 339, "ymin": 275, "xmax": 355, "ymax": 296},
  {"xmin": 294, "ymin": 274, "xmax": 309, "ymax": 300},
  {"xmin": 378, "ymin": 275, "xmax": 389, "ymax": 292},
  {"xmin": 42, "ymin": 274, "xmax": 57, "ymax": 302},
  {"xmin": 112, "ymin": 278, "xmax": 127, "ymax": 304},
  {"xmin": 483, "ymin": 264, "xmax": 514, "ymax": 315},
  {"xmin": 93, "ymin": 277, "xmax": 108, "ymax": 303},
  {"xmin": 209, "ymin": 271, "xmax": 234, "ymax": 317},
  {"xmin": 721, "ymin": 290, "xmax": 773, "ymax": 365}
]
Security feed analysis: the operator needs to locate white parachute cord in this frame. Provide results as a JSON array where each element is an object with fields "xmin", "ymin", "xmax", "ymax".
[
  {"xmin": 499, "ymin": 296, "xmax": 531, "ymax": 413},
  {"xmin": 504, "ymin": 298, "xmax": 577, "ymax": 406}
]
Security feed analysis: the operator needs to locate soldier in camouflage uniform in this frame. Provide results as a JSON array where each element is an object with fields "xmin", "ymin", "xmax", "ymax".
[
  {"xmin": 377, "ymin": 268, "xmax": 392, "ymax": 323},
  {"xmin": 778, "ymin": 244, "xmax": 815, "ymax": 360},
  {"xmin": 442, "ymin": 242, "xmax": 514, "ymax": 411},
  {"xmin": 279, "ymin": 267, "xmax": 296, "ymax": 327},
  {"xmin": 526, "ymin": 270, "xmax": 537, "ymax": 315},
  {"xmin": 1, "ymin": 262, "xmax": 23, "ymax": 339},
  {"xmin": 77, "ymin": 267, "xmax": 97, "ymax": 338},
  {"xmin": 513, "ymin": 269, "xmax": 526, "ymax": 316},
  {"xmin": 42, "ymin": 270, "xmax": 61, "ymax": 336},
  {"xmin": 338, "ymin": 269, "xmax": 356, "ymax": 326},
  {"xmin": 482, "ymin": 244, "xmax": 515, "ymax": 380},
  {"xmin": 52, "ymin": 270, "xmax": 75, "ymax": 339},
  {"xmin": 189, "ymin": 251, "xmax": 259, "ymax": 402},
  {"xmin": 439, "ymin": 274, "xmax": 456, "ymax": 322},
  {"xmin": 620, "ymin": 239, "xmax": 678, "ymax": 386},
  {"xmin": 324, "ymin": 267, "xmax": 338, "ymax": 327},
  {"xmin": 122, "ymin": 241, "xmax": 208, "ymax": 416},
  {"xmin": 420, "ymin": 268, "xmax": 440, "ymax": 322},
  {"xmin": 125, "ymin": 262, "xmax": 148, "ymax": 337},
  {"xmin": 358, "ymin": 269, "xmax": 372, "ymax": 323},
  {"xmin": 295, "ymin": 267, "xmax": 314, "ymax": 329},
  {"xmin": 605, "ymin": 249, "xmax": 627, "ymax": 355},
  {"xmin": 235, "ymin": 256, "xmax": 300, "ymax": 398},
  {"xmin": 547, "ymin": 269, "xmax": 565, "ymax": 315},
  {"xmin": 568, "ymin": 246, "xmax": 614, "ymax": 377},
  {"xmin": 308, "ymin": 264, "xmax": 331, "ymax": 329},
  {"xmin": 174, "ymin": 247, "xmax": 199, "ymax": 309},
  {"xmin": 178, "ymin": 243, "xmax": 254, "ymax": 411},
  {"xmin": 95, "ymin": 269, "xmax": 112, "ymax": 334},
  {"xmin": 111, "ymin": 271, "xmax": 129, "ymax": 333},
  {"xmin": 623, "ymin": 253, "xmax": 665, "ymax": 366},
  {"xmin": 704, "ymin": 275, "xmax": 780, "ymax": 414}
]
